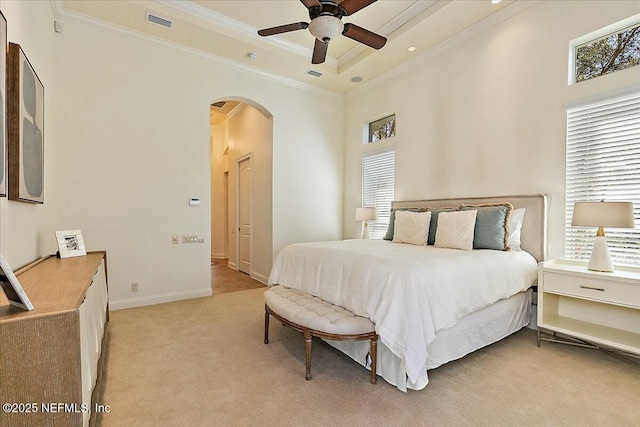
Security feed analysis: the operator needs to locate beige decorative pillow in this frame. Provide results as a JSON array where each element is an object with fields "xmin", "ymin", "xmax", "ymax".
[
  {"xmin": 392, "ymin": 210, "xmax": 432, "ymax": 246},
  {"xmin": 434, "ymin": 210, "xmax": 478, "ymax": 251}
]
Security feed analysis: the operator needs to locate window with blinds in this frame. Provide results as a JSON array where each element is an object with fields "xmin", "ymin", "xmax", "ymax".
[
  {"xmin": 362, "ymin": 149, "xmax": 395, "ymax": 239},
  {"xmin": 565, "ymin": 91, "xmax": 640, "ymax": 267}
]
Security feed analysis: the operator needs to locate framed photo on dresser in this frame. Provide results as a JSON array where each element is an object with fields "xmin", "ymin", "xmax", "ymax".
[
  {"xmin": 55, "ymin": 230, "xmax": 87, "ymax": 259},
  {"xmin": 0, "ymin": 254, "xmax": 34, "ymax": 311}
]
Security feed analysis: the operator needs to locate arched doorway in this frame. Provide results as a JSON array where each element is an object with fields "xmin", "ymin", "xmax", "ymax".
[{"xmin": 209, "ymin": 98, "xmax": 273, "ymax": 287}]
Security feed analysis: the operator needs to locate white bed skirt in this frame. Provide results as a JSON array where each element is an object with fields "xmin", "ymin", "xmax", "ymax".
[{"xmin": 324, "ymin": 289, "xmax": 533, "ymax": 392}]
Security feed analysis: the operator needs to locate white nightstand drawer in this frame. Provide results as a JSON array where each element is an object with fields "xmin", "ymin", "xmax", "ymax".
[{"xmin": 543, "ymin": 272, "xmax": 640, "ymax": 308}]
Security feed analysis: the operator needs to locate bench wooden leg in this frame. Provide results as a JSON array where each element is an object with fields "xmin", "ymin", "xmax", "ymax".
[
  {"xmin": 370, "ymin": 334, "xmax": 378, "ymax": 384},
  {"xmin": 304, "ymin": 328, "xmax": 312, "ymax": 380},
  {"xmin": 264, "ymin": 308, "xmax": 270, "ymax": 344}
]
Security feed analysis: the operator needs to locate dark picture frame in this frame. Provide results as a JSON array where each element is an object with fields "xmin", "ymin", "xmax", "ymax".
[
  {"xmin": 0, "ymin": 12, "xmax": 7, "ymax": 197},
  {"xmin": 7, "ymin": 42, "xmax": 44, "ymax": 204}
]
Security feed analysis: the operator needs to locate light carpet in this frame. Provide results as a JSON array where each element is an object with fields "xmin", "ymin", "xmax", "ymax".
[{"xmin": 98, "ymin": 288, "xmax": 640, "ymax": 426}]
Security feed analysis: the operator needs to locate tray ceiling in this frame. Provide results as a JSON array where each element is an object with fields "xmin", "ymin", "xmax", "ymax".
[{"xmin": 58, "ymin": 0, "xmax": 516, "ymax": 94}]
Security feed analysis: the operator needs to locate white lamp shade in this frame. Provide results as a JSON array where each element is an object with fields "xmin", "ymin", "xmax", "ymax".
[
  {"xmin": 355, "ymin": 207, "xmax": 377, "ymax": 222},
  {"xmin": 572, "ymin": 201, "xmax": 635, "ymax": 228}
]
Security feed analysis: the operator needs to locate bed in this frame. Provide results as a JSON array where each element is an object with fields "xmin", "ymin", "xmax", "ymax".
[{"xmin": 268, "ymin": 194, "xmax": 548, "ymax": 391}]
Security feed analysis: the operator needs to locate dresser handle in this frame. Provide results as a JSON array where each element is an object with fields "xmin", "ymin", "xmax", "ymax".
[{"xmin": 580, "ymin": 285, "xmax": 605, "ymax": 292}]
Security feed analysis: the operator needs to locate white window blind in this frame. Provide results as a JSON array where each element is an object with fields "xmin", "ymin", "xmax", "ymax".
[
  {"xmin": 362, "ymin": 149, "xmax": 395, "ymax": 239},
  {"xmin": 565, "ymin": 91, "xmax": 640, "ymax": 267}
]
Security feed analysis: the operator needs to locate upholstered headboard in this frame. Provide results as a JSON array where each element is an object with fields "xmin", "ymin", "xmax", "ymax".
[{"xmin": 392, "ymin": 194, "xmax": 549, "ymax": 262}]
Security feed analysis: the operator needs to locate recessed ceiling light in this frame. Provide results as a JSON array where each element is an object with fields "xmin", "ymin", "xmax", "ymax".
[
  {"xmin": 491, "ymin": 0, "xmax": 502, "ymax": 4},
  {"xmin": 351, "ymin": 76, "xmax": 363, "ymax": 83},
  {"xmin": 408, "ymin": 46, "xmax": 417, "ymax": 52}
]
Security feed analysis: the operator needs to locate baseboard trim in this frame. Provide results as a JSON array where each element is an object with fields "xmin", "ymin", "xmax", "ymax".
[
  {"xmin": 109, "ymin": 288, "xmax": 212, "ymax": 311},
  {"xmin": 211, "ymin": 253, "xmax": 228, "ymax": 259},
  {"xmin": 250, "ymin": 271, "xmax": 269, "ymax": 285},
  {"xmin": 228, "ymin": 261, "xmax": 237, "ymax": 270}
]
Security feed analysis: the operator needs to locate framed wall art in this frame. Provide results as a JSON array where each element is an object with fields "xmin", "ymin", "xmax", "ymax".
[
  {"xmin": 0, "ymin": 12, "xmax": 7, "ymax": 197},
  {"xmin": 7, "ymin": 42, "xmax": 44, "ymax": 204},
  {"xmin": 55, "ymin": 230, "xmax": 87, "ymax": 259},
  {"xmin": 0, "ymin": 253, "xmax": 34, "ymax": 311}
]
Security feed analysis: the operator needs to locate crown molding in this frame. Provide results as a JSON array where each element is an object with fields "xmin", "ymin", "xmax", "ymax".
[
  {"xmin": 50, "ymin": 0, "xmax": 65, "ymax": 16},
  {"xmin": 49, "ymin": 1, "xmax": 342, "ymax": 99},
  {"xmin": 346, "ymin": 0, "xmax": 540, "ymax": 99},
  {"xmin": 226, "ymin": 102, "xmax": 246, "ymax": 119}
]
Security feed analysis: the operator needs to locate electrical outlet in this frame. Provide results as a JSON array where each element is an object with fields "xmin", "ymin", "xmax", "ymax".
[
  {"xmin": 172, "ymin": 235, "xmax": 179, "ymax": 244},
  {"xmin": 131, "ymin": 282, "xmax": 139, "ymax": 292}
]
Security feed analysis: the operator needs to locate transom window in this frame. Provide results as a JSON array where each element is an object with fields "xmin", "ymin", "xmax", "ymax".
[
  {"xmin": 368, "ymin": 115, "xmax": 396, "ymax": 143},
  {"xmin": 574, "ymin": 21, "xmax": 639, "ymax": 83}
]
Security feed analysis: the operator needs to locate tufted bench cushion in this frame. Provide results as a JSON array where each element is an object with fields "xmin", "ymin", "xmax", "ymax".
[
  {"xmin": 264, "ymin": 285, "xmax": 377, "ymax": 383},
  {"xmin": 264, "ymin": 285, "xmax": 376, "ymax": 335}
]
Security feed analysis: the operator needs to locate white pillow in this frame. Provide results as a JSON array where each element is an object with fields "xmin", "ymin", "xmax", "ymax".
[
  {"xmin": 508, "ymin": 208, "xmax": 526, "ymax": 251},
  {"xmin": 392, "ymin": 210, "xmax": 432, "ymax": 246},
  {"xmin": 434, "ymin": 210, "xmax": 477, "ymax": 251}
]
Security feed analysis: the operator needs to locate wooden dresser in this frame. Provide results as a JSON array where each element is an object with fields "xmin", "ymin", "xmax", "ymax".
[{"xmin": 0, "ymin": 251, "xmax": 109, "ymax": 427}]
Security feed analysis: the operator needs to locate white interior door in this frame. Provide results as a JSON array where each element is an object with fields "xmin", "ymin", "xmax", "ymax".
[{"xmin": 238, "ymin": 157, "xmax": 252, "ymax": 274}]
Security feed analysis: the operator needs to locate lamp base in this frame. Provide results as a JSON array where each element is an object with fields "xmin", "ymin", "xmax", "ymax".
[
  {"xmin": 588, "ymin": 236, "xmax": 614, "ymax": 272},
  {"xmin": 361, "ymin": 221, "xmax": 370, "ymax": 239}
]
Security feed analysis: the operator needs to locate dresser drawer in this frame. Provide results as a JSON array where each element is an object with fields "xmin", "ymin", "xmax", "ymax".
[{"xmin": 543, "ymin": 272, "xmax": 640, "ymax": 308}]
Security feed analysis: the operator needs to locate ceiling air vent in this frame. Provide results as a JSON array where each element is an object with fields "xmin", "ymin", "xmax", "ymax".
[
  {"xmin": 146, "ymin": 12, "xmax": 173, "ymax": 29},
  {"xmin": 212, "ymin": 101, "xmax": 227, "ymax": 109},
  {"xmin": 306, "ymin": 69, "xmax": 323, "ymax": 78}
]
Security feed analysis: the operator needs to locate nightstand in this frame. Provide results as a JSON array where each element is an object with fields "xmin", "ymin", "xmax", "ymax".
[{"xmin": 537, "ymin": 259, "xmax": 640, "ymax": 361}]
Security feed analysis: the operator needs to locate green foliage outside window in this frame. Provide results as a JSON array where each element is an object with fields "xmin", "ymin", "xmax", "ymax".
[
  {"xmin": 575, "ymin": 23, "xmax": 639, "ymax": 83},
  {"xmin": 368, "ymin": 115, "xmax": 396, "ymax": 143}
]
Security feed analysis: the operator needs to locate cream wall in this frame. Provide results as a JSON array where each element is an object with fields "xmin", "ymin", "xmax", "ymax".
[
  {"xmin": 0, "ymin": 1, "xmax": 60, "ymax": 269},
  {"xmin": 50, "ymin": 10, "xmax": 343, "ymax": 308},
  {"xmin": 344, "ymin": 1, "xmax": 640, "ymax": 260}
]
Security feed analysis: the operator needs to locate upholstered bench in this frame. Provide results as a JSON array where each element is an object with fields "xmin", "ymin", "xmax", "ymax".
[{"xmin": 264, "ymin": 285, "xmax": 377, "ymax": 383}]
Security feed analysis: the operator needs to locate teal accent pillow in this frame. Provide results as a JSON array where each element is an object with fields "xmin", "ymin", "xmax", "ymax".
[
  {"xmin": 427, "ymin": 208, "xmax": 457, "ymax": 245},
  {"xmin": 460, "ymin": 203, "xmax": 513, "ymax": 250},
  {"xmin": 383, "ymin": 208, "xmax": 424, "ymax": 240}
]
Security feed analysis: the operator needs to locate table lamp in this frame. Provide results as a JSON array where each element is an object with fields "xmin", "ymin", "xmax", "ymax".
[
  {"xmin": 571, "ymin": 201, "xmax": 635, "ymax": 272},
  {"xmin": 355, "ymin": 207, "xmax": 377, "ymax": 239}
]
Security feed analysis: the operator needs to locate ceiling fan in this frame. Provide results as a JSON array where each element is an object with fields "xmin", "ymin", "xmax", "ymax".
[{"xmin": 257, "ymin": 0, "xmax": 387, "ymax": 65}]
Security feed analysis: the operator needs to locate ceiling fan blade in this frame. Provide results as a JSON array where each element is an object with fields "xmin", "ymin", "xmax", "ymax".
[
  {"xmin": 311, "ymin": 38, "xmax": 329, "ymax": 64},
  {"xmin": 258, "ymin": 22, "xmax": 309, "ymax": 37},
  {"xmin": 339, "ymin": 0, "xmax": 377, "ymax": 16},
  {"xmin": 300, "ymin": 0, "xmax": 321, "ymax": 9},
  {"xmin": 342, "ymin": 23, "xmax": 386, "ymax": 49}
]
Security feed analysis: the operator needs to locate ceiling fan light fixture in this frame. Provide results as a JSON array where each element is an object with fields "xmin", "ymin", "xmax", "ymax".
[{"xmin": 309, "ymin": 15, "xmax": 344, "ymax": 41}]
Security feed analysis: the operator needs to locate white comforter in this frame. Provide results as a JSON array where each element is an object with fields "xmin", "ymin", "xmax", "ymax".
[{"xmin": 268, "ymin": 239, "xmax": 538, "ymax": 385}]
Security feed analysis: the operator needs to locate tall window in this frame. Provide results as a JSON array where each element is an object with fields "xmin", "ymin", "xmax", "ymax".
[
  {"xmin": 565, "ymin": 91, "xmax": 640, "ymax": 267},
  {"xmin": 362, "ymin": 149, "xmax": 395, "ymax": 239}
]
